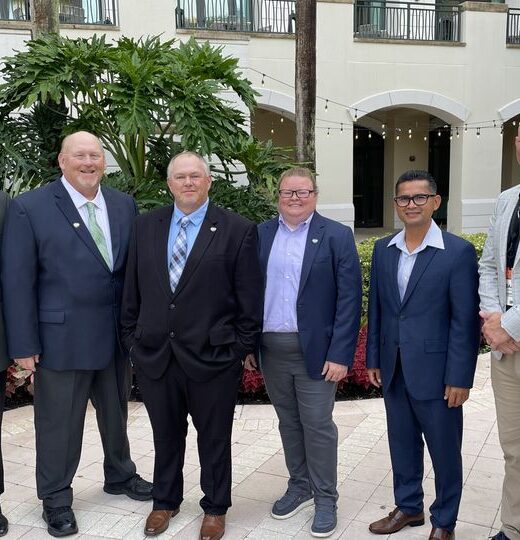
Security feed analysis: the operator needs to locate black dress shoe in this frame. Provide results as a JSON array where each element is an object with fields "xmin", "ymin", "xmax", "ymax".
[
  {"xmin": 42, "ymin": 506, "xmax": 78, "ymax": 537},
  {"xmin": 0, "ymin": 508, "xmax": 8, "ymax": 537},
  {"xmin": 103, "ymin": 473, "xmax": 153, "ymax": 501}
]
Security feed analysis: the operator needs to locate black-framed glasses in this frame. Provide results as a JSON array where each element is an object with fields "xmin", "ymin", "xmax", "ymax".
[
  {"xmin": 279, "ymin": 189, "xmax": 316, "ymax": 199},
  {"xmin": 394, "ymin": 194, "xmax": 436, "ymax": 207}
]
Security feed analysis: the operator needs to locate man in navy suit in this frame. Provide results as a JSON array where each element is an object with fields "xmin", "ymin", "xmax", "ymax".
[
  {"xmin": 245, "ymin": 167, "xmax": 362, "ymax": 537},
  {"xmin": 366, "ymin": 170, "xmax": 480, "ymax": 540},
  {"xmin": 2, "ymin": 131, "xmax": 152, "ymax": 537}
]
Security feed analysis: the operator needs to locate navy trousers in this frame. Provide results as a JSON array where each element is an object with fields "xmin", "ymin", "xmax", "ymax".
[{"xmin": 384, "ymin": 358, "xmax": 463, "ymax": 532}]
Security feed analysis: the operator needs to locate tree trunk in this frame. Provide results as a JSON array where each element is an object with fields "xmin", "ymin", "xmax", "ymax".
[
  {"xmin": 31, "ymin": 0, "xmax": 60, "ymax": 38},
  {"xmin": 295, "ymin": 0, "xmax": 316, "ymax": 170}
]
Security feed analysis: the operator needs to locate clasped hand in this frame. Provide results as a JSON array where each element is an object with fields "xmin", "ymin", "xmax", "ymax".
[{"xmin": 480, "ymin": 311, "xmax": 520, "ymax": 354}]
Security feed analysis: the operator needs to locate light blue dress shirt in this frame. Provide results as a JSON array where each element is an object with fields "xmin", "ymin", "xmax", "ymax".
[
  {"xmin": 387, "ymin": 220, "xmax": 445, "ymax": 301},
  {"xmin": 167, "ymin": 199, "xmax": 209, "ymax": 267},
  {"xmin": 263, "ymin": 213, "xmax": 314, "ymax": 332}
]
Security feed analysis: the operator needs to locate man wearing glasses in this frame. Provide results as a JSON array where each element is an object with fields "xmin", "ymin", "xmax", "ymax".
[
  {"xmin": 245, "ymin": 167, "xmax": 362, "ymax": 537},
  {"xmin": 366, "ymin": 170, "xmax": 480, "ymax": 540}
]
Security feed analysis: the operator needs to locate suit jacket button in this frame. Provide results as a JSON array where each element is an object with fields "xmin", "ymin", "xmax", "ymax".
[
  {"xmin": 169, "ymin": 303, "xmax": 175, "ymax": 310},
  {"xmin": 169, "ymin": 331, "xmax": 175, "ymax": 338}
]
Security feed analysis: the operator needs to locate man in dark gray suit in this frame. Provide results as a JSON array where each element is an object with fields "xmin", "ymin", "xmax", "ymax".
[{"xmin": 0, "ymin": 190, "xmax": 10, "ymax": 536}]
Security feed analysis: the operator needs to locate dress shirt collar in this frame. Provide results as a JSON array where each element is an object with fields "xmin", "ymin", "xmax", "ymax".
[
  {"xmin": 61, "ymin": 175, "xmax": 103, "ymax": 210},
  {"xmin": 173, "ymin": 199, "xmax": 209, "ymax": 226},
  {"xmin": 278, "ymin": 212, "xmax": 314, "ymax": 232},
  {"xmin": 387, "ymin": 219, "xmax": 445, "ymax": 254}
]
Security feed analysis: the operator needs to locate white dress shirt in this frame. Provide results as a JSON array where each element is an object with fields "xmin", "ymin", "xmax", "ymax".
[
  {"xmin": 61, "ymin": 176, "xmax": 114, "ymax": 270},
  {"xmin": 388, "ymin": 220, "xmax": 444, "ymax": 301}
]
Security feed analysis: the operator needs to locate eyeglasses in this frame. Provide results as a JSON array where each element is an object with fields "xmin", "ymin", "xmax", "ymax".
[
  {"xmin": 394, "ymin": 194, "xmax": 436, "ymax": 207},
  {"xmin": 278, "ymin": 189, "xmax": 316, "ymax": 199}
]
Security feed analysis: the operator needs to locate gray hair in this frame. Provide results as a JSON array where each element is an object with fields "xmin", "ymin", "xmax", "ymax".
[{"xmin": 167, "ymin": 151, "xmax": 210, "ymax": 179}]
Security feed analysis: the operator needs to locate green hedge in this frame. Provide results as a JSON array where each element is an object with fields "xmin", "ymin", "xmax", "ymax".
[{"xmin": 357, "ymin": 232, "xmax": 487, "ymax": 324}]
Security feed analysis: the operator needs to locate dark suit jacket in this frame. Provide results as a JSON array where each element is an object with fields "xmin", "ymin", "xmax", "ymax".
[
  {"xmin": 366, "ymin": 230, "xmax": 481, "ymax": 400},
  {"xmin": 258, "ymin": 212, "xmax": 362, "ymax": 379},
  {"xmin": 121, "ymin": 202, "xmax": 263, "ymax": 383},
  {"xmin": 2, "ymin": 179, "xmax": 138, "ymax": 371},
  {"xmin": 0, "ymin": 192, "xmax": 10, "ymax": 372}
]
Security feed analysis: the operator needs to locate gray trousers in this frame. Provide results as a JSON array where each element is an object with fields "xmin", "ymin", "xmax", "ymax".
[
  {"xmin": 261, "ymin": 332, "xmax": 338, "ymax": 507},
  {"xmin": 34, "ymin": 359, "xmax": 136, "ymax": 508}
]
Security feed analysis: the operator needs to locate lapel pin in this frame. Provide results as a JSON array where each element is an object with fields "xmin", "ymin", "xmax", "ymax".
[
  {"xmin": 210, "ymin": 226, "xmax": 217, "ymax": 232},
  {"xmin": 312, "ymin": 238, "xmax": 318, "ymax": 244},
  {"xmin": 73, "ymin": 222, "xmax": 80, "ymax": 228}
]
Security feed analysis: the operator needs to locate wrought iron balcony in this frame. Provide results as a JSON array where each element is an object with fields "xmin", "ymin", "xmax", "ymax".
[
  {"xmin": 354, "ymin": 0, "xmax": 461, "ymax": 42},
  {"xmin": 0, "ymin": 0, "xmax": 118, "ymax": 25},
  {"xmin": 507, "ymin": 8, "xmax": 520, "ymax": 44},
  {"xmin": 176, "ymin": 0, "xmax": 296, "ymax": 34}
]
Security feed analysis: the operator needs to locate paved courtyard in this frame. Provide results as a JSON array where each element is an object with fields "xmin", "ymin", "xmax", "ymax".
[{"xmin": 1, "ymin": 353, "xmax": 503, "ymax": 539}]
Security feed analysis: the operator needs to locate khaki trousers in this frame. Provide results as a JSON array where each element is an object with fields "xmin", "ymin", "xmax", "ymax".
[{"xmin": 491, "ymin": 352, "xmax": 520, "ymax": 540}]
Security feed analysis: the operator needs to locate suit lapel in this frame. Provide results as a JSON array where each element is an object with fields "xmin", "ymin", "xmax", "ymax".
[
  {"xmin": 260, "ymin": 218, "xmax": 279, "ymax": 275},
  {"xmin": 401, "ymin": 246, "xmax": 437, "ymax": 307},
  {"xmin": 172, "ymin": 203, "xmax": 219, "ymax": 299},
  {"xmin": 102, "ymin": 187, "xmax": 121, "ymax": 270},
  {"xmin": 154, "ymin": 205, "xmax": 175, "ymax": 299},
  {"xmin": 388, "ymin": 243, "xmax": 402, "ymax": 307},
  {"xmin": 53, "ymin": 180, "xmax": 111, "ymax": 272},
  {"xmin": 298, "ymin": 213, "xmax": 325, "ymax": 297}
]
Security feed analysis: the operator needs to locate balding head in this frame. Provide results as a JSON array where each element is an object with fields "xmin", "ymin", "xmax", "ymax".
[{"xmin": 58, "ymin": 131, "xmax": 106, "ymax": 200}]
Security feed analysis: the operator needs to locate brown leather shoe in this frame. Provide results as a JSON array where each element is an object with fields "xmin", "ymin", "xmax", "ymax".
[
  {"xmin": 369, "ymin": 507, "xmax": 425, "ymax": 534},
  {"xmin": 429, "ymin": 527, "xmax": 455, "ymax": 540},
  {"xmin": 144, "ymin": 509, "xmax": 179, "ymax": 536},
  {"xmin": 200, "ymin": 514, "xmax": 225, "ymax": 540}
]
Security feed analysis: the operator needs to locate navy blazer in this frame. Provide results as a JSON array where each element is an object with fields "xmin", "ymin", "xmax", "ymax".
[
  {"xmin": 258, "ymin": 212, "xmax": 362, "ymax": 379},
  {"xmin": 2, "ymin": 179, "xmax": 138, "ymax": 371},
  {"xmin": 366, "ymin": 231, "xmax": 481, "ymax": 400}
]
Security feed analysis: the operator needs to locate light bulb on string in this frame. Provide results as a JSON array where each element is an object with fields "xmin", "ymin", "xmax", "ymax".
[
  {"xmin": 424, "ymin": 136, "xmax": 427, "ymax": 141},
  {"xmin": 270, "ymin": 127, "xmax": 274, "ymax": 134},
  {"xmin": 464, "ymin": 124, "xmax": 468, "ymax": 133},
  {"xmin": 355, "ymin": 131, "xmax": 359, "ymax": 140},
  {"xmin": 456, "ymin": 127, "xmax": 460, "ymax": 138},
  {"xmin": 396, "ymin": 135, "xmax": 400, "ymax": 141},
  {"xmin": 493, "ymin": 120, "xmax": 496, "ymax": 128},
  {"xmin": 438, "ymin": 130, "xmax": 441, "ymax": 137},
  {"xmin": 354, "ymin": 109, "xmax": 358, "ymax": 122},
  {"xmin": 382, "ymin": 123, "xmax": 386, "ymax": 130},
  {"xmin": 325, "ymin": 99, "xmax": 329, "ymax": 112},
  {"xmin": 261, "ymin": 74, "xmax": 265, "ymax": 85},
  {"xmin": 501, "ymin": 124, "xmax": 504, "ymax": 135},
  {"xmin": 514, "ymin": 120, "xmax": 517, "ymax": 127},
  {"xmin": 327, "ymin": 128, "xmax": 330, "ymax": 137},
  {"xmin": 477, "ymin": 127, "xmax": 481, "ymax": 137},
  {"xmin": 280, "ymin": 116, "xmax": 284, "ymax": 123},
  {"xmin": 368, "ymin": 131, "xmax": 372, "ymax": 139},
  {"xmin": 340, "ymin": 123, "xmax": 344, "ymax": 133}
]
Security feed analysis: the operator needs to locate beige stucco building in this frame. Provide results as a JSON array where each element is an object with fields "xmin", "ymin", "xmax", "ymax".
[{"xmin": 2, "ymin": 0, "xmax": 520, "ymax": 232}]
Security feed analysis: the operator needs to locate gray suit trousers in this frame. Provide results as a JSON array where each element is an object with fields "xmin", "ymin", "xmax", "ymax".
[{"xmin": 261, "ymin": 332, "xmax": 338, "ymax": 507}]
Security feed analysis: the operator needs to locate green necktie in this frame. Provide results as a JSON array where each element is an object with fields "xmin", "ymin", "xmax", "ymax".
[{"xmin": 86, "ymin": 202, "xmax": 111, "ymax": 267}]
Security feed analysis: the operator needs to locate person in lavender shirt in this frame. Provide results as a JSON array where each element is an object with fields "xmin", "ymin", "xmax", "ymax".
[{"xmin": 244, "ymin": 167, "xmax": 362, "ymax": 538}]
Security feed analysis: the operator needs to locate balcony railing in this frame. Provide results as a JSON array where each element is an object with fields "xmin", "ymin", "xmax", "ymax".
[
  {"xmin": 354, "ymin": 0, "xmax": 461, "ymax": 42},
  {"xmin": 0, "ymin": 0, "xmax": 118, "ymax": 25},
  {"xmin": 507, "ymin": 8, "xmax": 520, "ymax": 44},
  {"xmin": 176, "ymin": 0, "xmax": 295, "ymax": 33}
]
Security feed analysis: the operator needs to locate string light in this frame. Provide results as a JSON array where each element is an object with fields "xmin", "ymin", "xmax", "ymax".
[
  {"xmin": 261, "ymin": 74, "xmax": 265, "ymax": 85},
  {"xmin": 464, "ymin": 124, "xmax": 468, "ymax": 133},
  {"xmin": 354, "ymin": 109, "xmax": 358, "ymax": 122},
  {"xmin": 325, "ymin": 99, "xmax": 329, "ymax": 112},
  {"xmin": 477, "ymin": 127, "xmax": 481, "ymax": 137},
  {"xmin": 501, "ymin": 124, "xmax": 504, "ymax": 135},
  {"xmin": 340, "ymin": 123, "xmax": 344, "ymax": 133},
  {"xmin": 327, "ymin": 128, "xmax": 330, "ymax": 137},
  {"xmin": 280, "ymin": 116, "xmax": 284, "ymax": 123},
  {"xmin": 270, "ymin": 127, "xmax": 274, "ymax": 134},
  {"xmin": 382, "ymin": 123, "xmax": 386, "ymax": 130},
  {"xmin": 368, "ymin": 131, "xmax": 372, "ymax": 139},
  {"xmin": 424, "ymin": 136, "xmax": 427, "ymax": 141},
  {"xmin": 396, "ymin": 135, "xmax": 400, "ymax": 141},
  {"xmin": 456, "ymin": 127, "xmax": 460, "ymax": 138},
  {"xmin": 355, "ymin": 131, "xmax": 359, "ymax": 140}
]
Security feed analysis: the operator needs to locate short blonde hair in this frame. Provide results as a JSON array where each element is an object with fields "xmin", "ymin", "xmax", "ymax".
[{"xmin": 278, "ymin": 167, "xmax": 318, "ymax": 192}]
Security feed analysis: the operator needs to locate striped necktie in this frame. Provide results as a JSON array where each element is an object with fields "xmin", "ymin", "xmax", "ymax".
[
  {"xmin": 86, "ymin": 202, "xmax": 111, "ymax": 268},
  {"xmin": 169, "ymin": 216, "xmax": 190, "ymax": 293}
]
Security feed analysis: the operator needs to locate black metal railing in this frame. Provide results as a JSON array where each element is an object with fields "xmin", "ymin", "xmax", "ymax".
[
  {"xmin": 176, "ymin": 0, "xmax": 296, "ymax": 33},
  {"xmin": 354, "ymin": 0, "xmax": 461, "ymax": 42},
  {"xmin": 507, "ymin": 8, "xmax": 520, "ymax": 44},
  {"xmin": 0, "ymin": 0, "xmax": 118, "ymax": 25}
]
